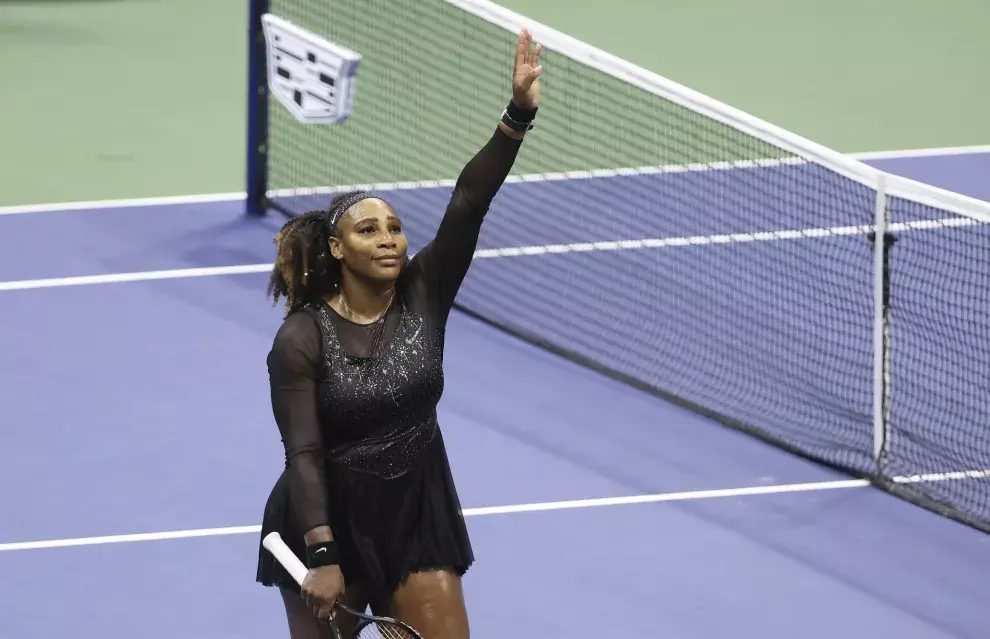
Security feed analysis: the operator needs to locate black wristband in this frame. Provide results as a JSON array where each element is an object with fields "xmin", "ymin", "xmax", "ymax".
[
  {"xmin": 305, "ymin": 541, "xmax": 341, "ymax": 568},
  {"xmin": 506, "ymin": 100, "xmax": 538, "ymax": 123},
  {"xmin": 502, "ymin": 100, "xmax": 538, "ymax": 132}
]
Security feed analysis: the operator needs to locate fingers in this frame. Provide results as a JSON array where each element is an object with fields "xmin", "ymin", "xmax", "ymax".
[
  {"xmin": 302, "ymin": 587, "xmax": 316, "ymax": 611},
  {"xmin": 522, "ymin": 61, "xmax": 542, "ymax": 85},
  {"xmin": 302, "ymin": 585, "xmax": 339, "ymax": 623},
  {"xmin": 515, "ymin": 28, "xmax": 528, "ymax": 70},
  {"xmin": 520, "ymin": 27, "xmax": 540, "ymax": 64},
  {"xmin": 301, "ymin": 565, "xmax": 347, "ymax": 625},
  {"xmin": 516, "ymin": 28, "xmax": 541, "ymax": 68},
  {"xmin": 317, "ymin": 601, "xmax": 336, "ymax": 623},
  {"xmin": 306, "ymin": 592, "xmax": 337, "ymax": 623},
  {"xmin": 518, "ymin": 69, "xmax": 540, "ymax": 90}
]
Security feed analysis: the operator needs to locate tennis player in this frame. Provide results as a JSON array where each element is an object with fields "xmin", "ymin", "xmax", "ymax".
[{"xmin": 256, "ymin": 28, "xmax": 544, "ymax": 639}]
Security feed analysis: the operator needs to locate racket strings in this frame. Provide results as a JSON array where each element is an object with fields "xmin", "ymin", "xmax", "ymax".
[{"xmin": 355, "ymin": 622, "xmax": 417, "ymax": 639}]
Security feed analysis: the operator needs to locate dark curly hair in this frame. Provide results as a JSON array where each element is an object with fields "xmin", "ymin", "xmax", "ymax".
[{"xmin": 267, "ymin": 191, "xmax": 362, "ymax": 317}]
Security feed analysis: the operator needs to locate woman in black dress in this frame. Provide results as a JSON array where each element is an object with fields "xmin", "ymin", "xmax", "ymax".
[{"xmin": 256, "ymin": 28, "xmax": 544, "ymax": 639}]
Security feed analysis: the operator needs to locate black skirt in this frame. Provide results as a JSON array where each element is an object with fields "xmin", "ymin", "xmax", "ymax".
[{"xmin": 256, "ymin": 428, "xmax": 474, "ymax": 599}]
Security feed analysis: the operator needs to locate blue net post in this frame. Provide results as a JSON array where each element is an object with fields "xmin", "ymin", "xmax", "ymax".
[{"xmin": 245, "ymin": 0, "xmax": 270, "ymax": 217}]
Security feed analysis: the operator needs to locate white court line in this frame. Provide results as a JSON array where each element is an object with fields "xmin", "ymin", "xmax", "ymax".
[
  {"xmin": 849, "ymin": 144, "xmax": 990, "ymax": 161},
  {"xmin": 0, "ymin": 191, "xmax": 247, "ymax": 216},
  {"xmin": 0, "ymin": 215, "xmax": 983, "ymax": 292},
  {"xmin": 1, "ymin": 144, "xmax": 989, "ymax": 217},
  {"xmin": 3, "ymin": 469, "xmax": 987, "ymax": 552},
  {"xmin": 0, "ymin": 264, "xmax": 274, "ymax": 291},
  {"xmin": 0, "ymin": 159, "xmax": 772, "ymax": 216},
  {"xmin": 0, "ymin": 478, "xmax": 870, "ymax": 552}
]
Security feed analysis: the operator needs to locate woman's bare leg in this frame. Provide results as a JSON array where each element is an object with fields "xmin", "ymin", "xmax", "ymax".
[{"xmin": 388, "ymin": 569, "xmax": 469, "ymax": 639}]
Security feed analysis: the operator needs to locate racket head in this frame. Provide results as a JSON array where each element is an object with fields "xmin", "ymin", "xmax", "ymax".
[
  {"xmin": 353, "ymin": 619, "xmax": 422, "ymax": 639},
  {"xmin": 336, "ymin": 603, "xmax": 423, "ymax": 639}
]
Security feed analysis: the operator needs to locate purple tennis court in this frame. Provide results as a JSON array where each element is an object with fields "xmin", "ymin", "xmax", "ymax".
[{"xmin": 1, "ymin": 151, "xmax": 989, "ymax": 639}]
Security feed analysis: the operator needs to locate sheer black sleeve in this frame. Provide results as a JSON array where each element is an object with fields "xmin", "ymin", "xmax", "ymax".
[
  {"xmin": 267, "ymin": 310, "xmax": 329, "ymax": 534},
  {"xmin": 412, "ymin": 127, "xmax": 524, "ymax": 319}
]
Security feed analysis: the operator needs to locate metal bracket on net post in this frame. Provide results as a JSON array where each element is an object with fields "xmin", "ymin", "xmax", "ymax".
[
  {"xmin": 868, "ymin": 173, "xmax": 899, "ymax": 471},
  {"xmin": 245, "ymin": 0, "xmax": 271, "ymax": 217}
]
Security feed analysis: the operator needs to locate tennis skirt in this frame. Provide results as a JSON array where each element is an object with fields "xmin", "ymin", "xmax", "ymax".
[{"xmin": 255, "ymin": 428, "xmax": 474, "ymax": 599}]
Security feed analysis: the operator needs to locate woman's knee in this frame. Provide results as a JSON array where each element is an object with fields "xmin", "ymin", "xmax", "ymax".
[{"xmin": 390, "ymin": 569, "xmax": 469, "ymax": 639}]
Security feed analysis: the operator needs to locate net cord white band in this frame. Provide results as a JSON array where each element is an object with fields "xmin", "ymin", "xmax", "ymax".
[
  {"xmin": 263, "ymin": 531, "xmax": 310, "ymax": 585},
  {"xmin": 442, "ymin": 0, "xmax": 990, "ymax": 224}
]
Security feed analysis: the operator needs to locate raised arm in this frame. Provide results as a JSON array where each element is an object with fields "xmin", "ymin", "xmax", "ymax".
[
  {"xmin": 267, "ymin": 311, "xmax": 331, "ymax": 540},
  {"xmin": 415, "ymin": 28, "xmax": 544, "ymax": 315}
]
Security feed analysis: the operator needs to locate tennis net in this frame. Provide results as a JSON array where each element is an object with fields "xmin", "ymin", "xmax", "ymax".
[{"xmin": 246, "ymin": 0, "xmax": 990, "ymax": 531}]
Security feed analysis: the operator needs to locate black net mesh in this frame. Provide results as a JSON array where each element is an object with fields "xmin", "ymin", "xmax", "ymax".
[
  {"xmin": 258, "ymin": 0, "xmax": 990, "ymax": 533},
  {"xmin": 881, "ymin": 199, "xmax": 990, "ymax": 527}
]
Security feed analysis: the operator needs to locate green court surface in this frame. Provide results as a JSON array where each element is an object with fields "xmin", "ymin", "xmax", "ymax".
[{"xmin": 2, "ymin": 0, "xmax": 989, "ymax": 206}]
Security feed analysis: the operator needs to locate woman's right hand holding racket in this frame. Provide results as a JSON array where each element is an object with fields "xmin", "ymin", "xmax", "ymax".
[{"xmin": 302, "ymin": 564, "xmax": 346, "ymax": 623}]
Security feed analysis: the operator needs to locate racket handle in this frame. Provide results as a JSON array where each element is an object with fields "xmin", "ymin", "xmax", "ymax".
[{"xmin": 263, "ymin": 532, "xmax": 309, "ymax": 586}]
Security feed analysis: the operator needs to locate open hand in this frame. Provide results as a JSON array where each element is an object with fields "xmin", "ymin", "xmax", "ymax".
[{"xmin": 511, "ymin": 28, "xmax": 543, "ymax": 109}]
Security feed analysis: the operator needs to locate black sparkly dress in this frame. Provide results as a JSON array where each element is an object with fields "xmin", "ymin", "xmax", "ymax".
[{"xmin": 256, "ymin": 127, "xmax": 523, "ymax": 599}]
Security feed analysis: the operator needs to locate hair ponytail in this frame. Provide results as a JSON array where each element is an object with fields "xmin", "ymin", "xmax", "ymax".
[
  {"xmin": 267, "ymin": 191, "xmax": 367, "ymax": 316},
  {"xmin": 268, "ymin": 211, "xmax": 339, "ymax": 316}
]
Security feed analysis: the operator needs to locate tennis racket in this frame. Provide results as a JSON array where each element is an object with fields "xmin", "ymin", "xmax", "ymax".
[{"xmin": 263, "ymin": 531, "xmax": 424, "ymax": 639}]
